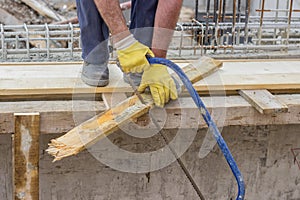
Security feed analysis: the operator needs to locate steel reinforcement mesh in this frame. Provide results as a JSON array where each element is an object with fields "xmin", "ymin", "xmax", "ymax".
[{"xmin": 1, "ymin": 0, "xmax": 300, "ymax": 61}]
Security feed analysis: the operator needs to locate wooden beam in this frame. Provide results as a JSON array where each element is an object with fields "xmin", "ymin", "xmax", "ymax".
[
  {"xmin": 102, "ymin": 93, "xmax": 128, "ymax": 110},
  {"xmin": 20, "ymin": 0, "xmax": 65, "ymax": 21},
  {"xmin": 46, "ymin": 95, "xmax": 153, "ymax": 161},
  {"xmin": 239, "ymin": 89, "xmax": 289, "ymax": 114},
  {"xmin": 193, "ymin": 60, "xmax": 300, "ymax": 93},
  {"xmin": 2, "ymin": 60, "xmax": 300, "ymax": 100},
  {"xmin": 14, "ymin": 113, "xmax": 40, "ymax": 200},
  {"xmin": 0, "ymin": 95, "xmax": 300, "ymax": 135},
  {"xmin": 46, "ymin": 57, "xmax": 223, "ymax": 161},
  {"xmin": 0, "ymin": 100, "xmax": 106, "ymax": 135}
]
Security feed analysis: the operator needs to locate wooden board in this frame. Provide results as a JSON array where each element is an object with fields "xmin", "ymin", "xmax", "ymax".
[
  {"xmin": 46, "ymin": 57, "xmax": 223, "ymax": 161},
  {"xmin": 20, "ymin": 0, "xmax": 65, "ymax": 21},
  {"xmin": 0, "ymin": 95, "xmax": 300, "ymax": 135},
  {"xmin": 0, "ymin": 100, "xmax": 106, "ymax": 134},
  {"xmin": 239, "ymin": 89, "xmax": 288, "ymax": 114},
  {"xmin": 0, "ymin": 62, "xmax": 132, "ymax": 101},
  {"xmin": 1, "ymin": 59, "xmax": 300, "ymax": 100},
  {"xmin": 14, "ymin": 113, "xmax": 40, "ymax": 200},
  {"xmin": 193, "ymin": 60, "xmax": 300, "ymax": 93},
  {"xmin": 102, "ymin": 93, "xmax": 128, "ymax": 109}
]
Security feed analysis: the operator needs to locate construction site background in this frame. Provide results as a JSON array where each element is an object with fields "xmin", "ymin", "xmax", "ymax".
[{"xmin": 0, "ymin": 1, "xmax": 299, "ymax": 200}]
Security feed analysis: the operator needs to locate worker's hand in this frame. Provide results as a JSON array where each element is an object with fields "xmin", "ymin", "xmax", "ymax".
[
  {"xmin": 138, "ymin": 64, "xmax": 178, "ymax": 107},
  {"xmin": 115, "ymin": 34, "xmax": 154, "ymax": 73}
]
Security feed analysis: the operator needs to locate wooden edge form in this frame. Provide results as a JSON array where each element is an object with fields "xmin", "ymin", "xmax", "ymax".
[
  {"xmin": 183, "ymin": 56, "xmax": 223, "ymax": 84},
  {"xmin": 46, "ymin": 57, "xmax": 223, "ymax": 161},
  {"xmin": 14, "ymin": 113, "xmax": 40, "ymax": 200},
  {"xmin": 46, "ymin": 94, "xmax": 153, "ymax": 161},
  {"xmin": 102, "ymin": 92, "xmax": 127, "ymax": 110},
  {"xmin": 239, "ymin": 89, "xmax": 289, "ymax": 114}
]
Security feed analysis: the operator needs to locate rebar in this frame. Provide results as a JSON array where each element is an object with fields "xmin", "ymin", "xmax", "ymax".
[{"xmin": 0, "ymin": 0, "xmax": 300, "ymax": 61}]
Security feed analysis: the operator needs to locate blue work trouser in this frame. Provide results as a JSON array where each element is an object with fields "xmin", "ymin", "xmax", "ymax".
[{"xmin": 76, "ymin": 0, "xmax": 158, "ymax": 65}]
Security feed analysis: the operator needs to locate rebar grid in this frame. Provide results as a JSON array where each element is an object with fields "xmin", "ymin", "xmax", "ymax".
[{"xmin": 0, "ymin": 0, "xmax": 300, "ymax": 61}]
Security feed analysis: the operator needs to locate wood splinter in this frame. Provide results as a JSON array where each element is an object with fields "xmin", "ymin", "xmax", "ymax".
[{"xmin": 46, "ymin": 57, "xmax": 223, "ymax": 162}]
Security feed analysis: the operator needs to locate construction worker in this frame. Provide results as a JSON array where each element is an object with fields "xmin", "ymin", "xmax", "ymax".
[{"xmin": 76, "ymin": 0, "xmax": 183, "ymax": 107}]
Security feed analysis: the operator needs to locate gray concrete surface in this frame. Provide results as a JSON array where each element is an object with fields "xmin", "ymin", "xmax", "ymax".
[{"xmin": 1, "ymin": 125, "xmax": 300, "ymax": 200}]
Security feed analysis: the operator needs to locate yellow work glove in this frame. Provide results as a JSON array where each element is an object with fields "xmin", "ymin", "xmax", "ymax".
[
  {"xmin": 138, "ymin": 64, "xmax": 178, "ymax": 107},
  {"xmin": 115, "ymin": 34, "xmax": 154, "ymax": 73}
]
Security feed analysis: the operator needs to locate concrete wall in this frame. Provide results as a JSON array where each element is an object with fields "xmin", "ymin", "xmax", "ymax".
[
  {"xmin": 0, "ymin": 134, "xmax": 12, "ymax": 200},
  {"xmin": 1, "ymin": 125, "xmax": 299, "ymax": 200}
]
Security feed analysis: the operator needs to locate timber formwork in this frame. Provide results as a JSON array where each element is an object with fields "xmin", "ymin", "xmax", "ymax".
[
  {"xmin": 1, "ymin": 0, "xmax": 300, "ymax": 198},
  {"xmin": 1, "ymin": 58, "xmax": 300, "ymax": 199}
]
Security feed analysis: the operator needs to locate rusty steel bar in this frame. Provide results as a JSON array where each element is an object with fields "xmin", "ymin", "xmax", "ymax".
[
  {"xmin": 213, "ymin": 0, "xmax": 219, "ymax": 46},
  {"xmin": 217, "ymin": 0, "xmax": 223, "ymax": 41},
  {"xmin": 218, "ymin": 0, "xmax": 223, "ymax": 24},
  {"xmin": 221, "ymin": 0, "xmax": 226, "ymax": 39},
  {"xmin": 256, "ymin": 9, "xmax": 300, "ymax": 12},
  {"xmin": 258, "ymin": 0, "xmax": 265, "ymax": 45},
  {"xmin": 273, "ymin": 0, "xmax": 280, "ymax": 45},
  {"xmin": 286, "ymin": 0, "xmax": 294, "ymax": 45},
  {"xmin": 232, "ymin": 0, "xmax": 237, "ymax": 46},
  {"xmin": 205, "ymin": 0, "xmax": 211, "ymax": 45},
  {"xmin": 195, "ymin": 0, "xmax": 199, "ymax": 20},
  {"xmin": 237, "ymin": 0, "xmax": 241, "ymax": 23},
  {"xmin": 236, "ymin": 0, "xmax": 242, "ymax": 45},
  {"xmin": 244, "ymin": 0, "xmax": 251, "ymax": 44},
  {"xmin": 222, "ymin": 0, "xmax": 226, "ymax": 22},
  {"xmin": 214, "ymin": 0, "xmax": 219, "ymax": 23},
  {"xmin": 1, "ymin": 0, "xmax": 300, "ymax": 62},
  {"xmin": 1, "ymin": 24, "xmax": 4, "ymax": 59},
  {"xmin": 192, "ymin": 19, "xmax": 205, "ymax": 56}
]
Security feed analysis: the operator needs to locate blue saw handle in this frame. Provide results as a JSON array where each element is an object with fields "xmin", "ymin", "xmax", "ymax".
[{"xmin": 147, "ymin": 57, "xmax": 245, "ymax": 200}]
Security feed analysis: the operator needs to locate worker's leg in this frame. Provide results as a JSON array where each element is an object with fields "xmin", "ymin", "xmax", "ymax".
[
  {"xmin": 130, "ymin": 0, "xmax": 158, "ymax": 47},
  {"xmin": 76, "ymin": 0, "xmax": 110, "ymax": 86},
  {"xmin": 124, "ymin": 0, "xmax": 159, "ymax": 85}
]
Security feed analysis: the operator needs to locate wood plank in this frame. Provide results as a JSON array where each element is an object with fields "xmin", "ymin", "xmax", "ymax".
[
  {"xmin": 0, "ymin": 63, "xmax": 132, "ymax": 100},
  {"xmin": 20, "ymin": 0, "xmax": 65, "ymax": 21},
  {"xmin": 0, "ymin": 95, "xmax": 300, "ymax": 135},
  {"xmin": 239, "ymin": 89, "xmax": 289, "ymax": 114},
  {"xmin": 2, "ymin": 60, "xmax": 300, "ymax": 100},
  {"xmin": 46, "ymin": 94, "xmax": 152, "ymax": 161},
  {"xmin": 14, "ymin": 113, "xmax": 40, "ymax": 200},
  {"xmin": 102, "ymin": 93, "xmax": 128, "ymax": 109},
  {"xmin": 193, "ymin": 60, "xmax": 300, "ymax": 93},
  {"xmin": 46, "ymin": 57, "xmax": 223, "ymax": 161},
  {"xmin": 0, "ymin": 100, "xmax": 106, "ymax": 135}
]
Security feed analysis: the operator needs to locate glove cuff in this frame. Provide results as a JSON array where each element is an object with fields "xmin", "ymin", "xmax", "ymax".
[{"xmin": 114, "ymin": 34, "xmax": 137, "ymax": 50}]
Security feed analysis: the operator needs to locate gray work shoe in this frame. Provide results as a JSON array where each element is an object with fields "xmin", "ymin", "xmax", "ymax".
[
  {"xmin": 81, "ymin": 62, "xmax": 109, "ymax": 87},
  {"xmin": 123, "ymin": 72, "xmax": 143, "ymax": 86}
]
